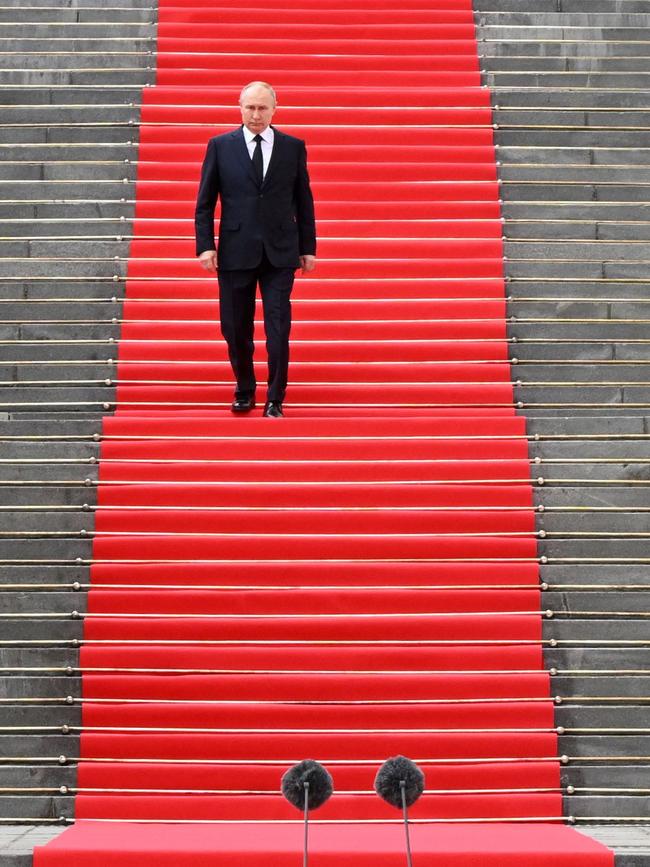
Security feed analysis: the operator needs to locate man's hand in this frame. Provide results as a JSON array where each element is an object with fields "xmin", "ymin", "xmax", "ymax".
[
  {"xmin": 198, "ymin": 250, "xmax": 217, "ymax": 273},
  {"xmin": 300, "ymin": 255, "xmax": 316, "ymax": 275}
]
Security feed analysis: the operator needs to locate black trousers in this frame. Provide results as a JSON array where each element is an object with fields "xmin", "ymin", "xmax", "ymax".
[{"xmin": 217, "ymin": 251, "xmax": 295, "ymax": 403}]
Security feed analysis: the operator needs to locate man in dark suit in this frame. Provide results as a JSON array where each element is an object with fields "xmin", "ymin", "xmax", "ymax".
[{"xmin": 195, "ymin": 81, "xmax": 317, "ymax": 418}]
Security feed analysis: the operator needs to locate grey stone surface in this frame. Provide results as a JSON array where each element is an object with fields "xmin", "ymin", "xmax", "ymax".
[
  {"xmin": 478, "ymin": 0, "xmax": 650, "ymax": 841},
  {"xmin": 0, "ymin": 6, "xmax": 147, "ymax": 858}
]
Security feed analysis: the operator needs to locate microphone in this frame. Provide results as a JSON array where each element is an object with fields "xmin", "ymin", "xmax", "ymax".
[
  {"xmin": 374, "ymin": 755, "xmax": 425, "ymax": 867},
  {"xmin": 281, "ymin": 759, "xmax": 333, "ymax": 867}
]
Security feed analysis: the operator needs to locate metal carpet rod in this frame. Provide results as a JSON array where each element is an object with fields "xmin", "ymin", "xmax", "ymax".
[
  {"xmin": 5, "ymin": 315, "xmax": 650, "ymax": 324},
  {"xmin": 0, "ymin": 637, "xmax": 647, "ymax": 648},
  {"xmin": 3, "ymin": 378, "xmax": 650, "ymax": 387},
  {"xmin": 2, "ymin": 582, "xmax": 649, "ymax": 593},
  {"xmin": 6, "ymin": 297, "xmax": 650, "ymax": 305},
  {"xmin": 8, "ymin": 101, "xmax": 650, "ymax": 112},
  {"xmin": 1, "ymin": 554, "xmax": 649, "ymax": 565},
  {"xmin": 4, "ymin": 456, "xmax": 650, "ymax": 466},
  {"xmin": 0, "ymin": 817, "xmax": 591, "ymax": 826},
  {"xmin": 2, "ymin": 529, "xmax": 650, "ymax": 541},
  {"xmin": 2, "ymin": 400, "xmax": 650, "ymax": 411},
  {"xmin": 0, "ymin": 724, "xmax": 609, "ymax": 734},
  {"xmin": 0, "ymin": 505, "xmax": 647, "ymax": 516},
  {"xmin": 1, "ymin": 433, "xmax": 650, "ymax": 443},
  {"xmin": 1, "ymin": 695, "xmax": 647, "ymax": 705},
  {"xmin": 0, "ymin": 815, "xmax": 645, "ymax": 826},
  {"xmin": 0, "ymin": 755, "xmax": 606, "ymax": 766}
]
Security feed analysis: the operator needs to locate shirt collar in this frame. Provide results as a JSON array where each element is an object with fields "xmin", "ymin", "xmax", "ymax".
[{"xmin": 242, "ymin": 125, "xmax": 274, "ymax": 145}]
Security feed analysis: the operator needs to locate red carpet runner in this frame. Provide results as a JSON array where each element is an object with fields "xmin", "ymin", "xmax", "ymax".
[{"xmin": 36, "ymin": 0, "xmax": 614, "ymax": 864}]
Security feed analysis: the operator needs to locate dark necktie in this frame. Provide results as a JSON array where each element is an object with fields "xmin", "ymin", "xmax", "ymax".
[{"xmin": 252, "ymin": 133, "xmax": 264, "ymax": 184}]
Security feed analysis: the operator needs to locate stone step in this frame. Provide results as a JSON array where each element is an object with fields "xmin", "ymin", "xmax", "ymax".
[
  {"xmin": 0, "ymin": 564, "xmax": 91, "ymax": 585},
  {"xmin": 502, "ymin": 166, "xmax": 650, "ymax": 183},
  {"xmin": 547, "ymin": 649, "xmax": 650, "ymax": 669},
  {"xmin": 0, "ymin": 54, "xmax": 151, "ymax": 71},
  {"xmin": 0, "ymin": 217, "xmax": 135, "ymax": 235},
  {"xmin": 1, "ymin": 222, "xmax": 649, "ymax": 247},
  {"xmin": 1, "ymin": 676, "xmax": 80, "ymax": 699},
  {"xmin": 0, "ymin": 585, "xmax": 648, "ymax": 612},
  {"xmin": 489, "ymin": 73, "xmax": 650, "ymax": 88},
  {"xmin": 497, "ymin": 128, "xmax": 650, "ymax": 147},
  {"xmin": 567, "ymin": 795, "xmax": 650, "ymax": 817},
  {"xmin": 1, "ymin": 125, "xmax": 141, "ymax": 146},
  {"xmin": 0, "ymin": 794, "xmax": 74, "ymax": 818},
  {"xmin": 556, "ymin": 707, "xmax": 650, "ymax": 728},
  {"xmin": 0, "ymin": 646, "xmax": 646, "ymax": 677},
  {"xmin": 0, "ymin": 70, "xmax": 154, "ymax": 86},
  {"xmin": 0, "ymin": 7, "xmax": 153, "ymax": 23},
  {"xmin": 0, "ymin": 793, "xmax": 635, "ymax": 822},
  {"xmin": 495, "ymin": 90, "xmax": 650, "ymax": 110},
  {"xmin": 0, "ymin": 0, "xmax": 154, "ymax": 7},
  {"xmin": 481, "ymin": 24, "xmax": 650, "ymax": 40},
  {"xmin": 0, "ymin": 419, "xmax": 100, "ymax": 437},
  {"xmin": 0, "ymin": 733, "xmax": 647, "ymax": 771},
  {"xmin": 0, "ymin": 766, "xmax": 76, "ymax": 788},
  {"xmin": 3, "ymin": 361, "xmax": 647, "ymax": 384},
  {"xmin": 5, "ymin": 105, "xmax": 650, "ymax": 128},
  {"xmin": 482, "ymin": 55, "xmax": 650, "ymax": 71},
  {"xmin": 0, "ymin": 760, "xmax": 643, "ymax": 791},
  {"xmin": 483, "ymin": 41, "xmax": 650, "ymax": 58},
  {"xmin": 0, "ymin": 504, "xmax": 648, "ymax": 536},
  {"xmin": 497, "ymin": 145, "xmax": 650, "ymax": 168},
  {"xmin": 0, "ymin": 736, "xmax": 76, "ymax": 759},
  {"xmin": 3, "ymin": 86, "xmax": 650, "ymax": 111},
  {"xmin": 507, "ymin": 223, "xmax": 650, "ymax": 242},
  {"xmin": 559, "ymin": 735, "xmax": 650, "ymax": 759},
  {"xmin": 478, "ymin": 1, "xmax": 650, "ymax": 11},
  {"xmin": 541, "ymin": 564, "xmax": 650, "ymax": 586},
  {"xmin": 0, "ymin": 88, "xmax": 147, "ymax": 106},
  {"xmin": 547, "ymin": 621, "xmax": 650, "ymax": 641},
  {"xmin": 539, "ymin": 537, "xmax": 650, "ymax": 557},
  {"xmin": 0, "ymin": 294, "xmax": 647, "ymax": 316},
  {"xmin": 0, "ymin": 701, "xmax": 645, "ymax": 731},
  {"xmin": 6, "ymin": 673, "xmax": 647, "ymax": 700},
  {"xmin": 0, "ymin": 38, "xmax": 153, "ymax": 51},
  {"xmin": 0, "ymin": 503, "xmax": 648, "ymax": 537},
  {"xmin": 0, "ymin": 163, "xmax": 138, "ymax": 181},
  {"xmin": 503, "ymin": 183, "xmax": 650, "ymax": 205},
  {"xmin": 0, "ymin": 387, "xmax": 116, "ymax": 411},
  {"xmin": 0, "ymin": 705, "xmax": 81, "ymax": 726},
  {"xmin": 0, "ymin": 299, "xmax": 125, "ymax": 317},
  {"xmin": 479, "ymin": 11, "xmax": 650, "ymax": 24}
]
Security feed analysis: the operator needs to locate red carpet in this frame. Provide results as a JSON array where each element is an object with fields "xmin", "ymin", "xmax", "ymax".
[{"xmin": 35, "ymin": 0, "xmax": 613, "ymax": 864}]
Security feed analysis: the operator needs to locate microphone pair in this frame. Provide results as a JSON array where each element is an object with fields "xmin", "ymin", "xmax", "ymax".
[{"xmin": 282, "ymin": 756, "xmax": 424, "ymax": 867}]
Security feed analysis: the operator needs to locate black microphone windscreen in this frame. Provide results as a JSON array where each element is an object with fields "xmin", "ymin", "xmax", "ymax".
[
  {"xmin": 281, "ymin": 760, "xmax": 334, "ymax": 811},
  {"xmin": 374, "ymin": 756, "xmax": 425, "ymax": 809}
]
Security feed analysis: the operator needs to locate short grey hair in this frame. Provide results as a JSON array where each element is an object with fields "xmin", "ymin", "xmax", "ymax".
[{"xmin": 239, "ymin": 81, "xmax": 277, "ymax": 107}]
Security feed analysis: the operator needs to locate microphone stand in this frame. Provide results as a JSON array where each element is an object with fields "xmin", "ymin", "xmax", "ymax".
[
  {"xmin": 303, "ymin": 780, "xmax": 310, "ymax": 867},
  {"xmin": 400, "ymin": 780, "xmax": 413, "ymax": 867}
]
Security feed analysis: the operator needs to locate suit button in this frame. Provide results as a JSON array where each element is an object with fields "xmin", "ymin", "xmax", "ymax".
[{"xmin": 259, "ymin": 194, "xmax": 263, "ymax": 198}]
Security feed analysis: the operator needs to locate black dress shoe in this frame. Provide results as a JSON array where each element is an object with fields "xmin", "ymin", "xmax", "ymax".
[
  {"xmin": 263, "ymin": 400, "xmax": 283, "ymax": 418},
  {"xmin": 231, "ymin": 393, "xmax": 255, "ymax": 413}
]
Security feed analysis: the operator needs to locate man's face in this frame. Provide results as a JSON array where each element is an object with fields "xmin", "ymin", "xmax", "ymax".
[{"xmin": 240, "ymin": 86, "xmax": 276, "ymax": 134}]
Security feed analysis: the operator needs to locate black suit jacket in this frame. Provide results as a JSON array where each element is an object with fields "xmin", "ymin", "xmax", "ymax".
[{"xmin": 194, "ymin": 125, "xmax": 316, "ymax": 270}]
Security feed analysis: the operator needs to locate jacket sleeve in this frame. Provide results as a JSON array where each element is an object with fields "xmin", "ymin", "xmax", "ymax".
[
  {"xmin": 194, "ymin": 138, "xmax": 220, "ymax": 256},
  {"xmin": 295, "ymin": 140, "xmax": 316, "ymax": 257}
]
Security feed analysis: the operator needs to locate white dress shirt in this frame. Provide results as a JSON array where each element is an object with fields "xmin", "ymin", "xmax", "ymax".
[{"xmin": 243, "ymin": 125, "xmax": 274, "ymax": 179}]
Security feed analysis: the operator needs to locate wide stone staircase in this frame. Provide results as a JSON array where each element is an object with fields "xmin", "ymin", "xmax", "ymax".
[
  {"xmin": 0, "ymin": 0, "xmax": 649, "ymax": 863},
  {"xmin": 477, "ymin": 0, "xmax": 650, "ymax": 860}
]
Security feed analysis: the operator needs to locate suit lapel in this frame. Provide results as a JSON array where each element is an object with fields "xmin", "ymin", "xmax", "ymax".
[{"xmin": 231, "ymin": 126, "xmax": 259, "ymax": 187}]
